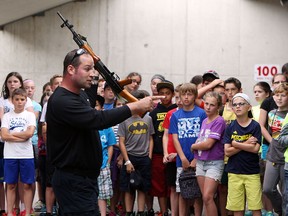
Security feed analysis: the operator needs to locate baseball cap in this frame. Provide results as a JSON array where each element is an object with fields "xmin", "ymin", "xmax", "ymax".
[
  {"xmin": 129, "ymin": 170, "xmax": 143, "ymax": 190},
  {"xmin": 232, "ymin": 93, "xmax": 251, "ymax": 105},
  {"xmin": 156, "ymin": 80, "xmax": 174, "ymax": 92},
  {"xmin": 202, "ymin": 70, "xmax": 220, "ymax": 79}
]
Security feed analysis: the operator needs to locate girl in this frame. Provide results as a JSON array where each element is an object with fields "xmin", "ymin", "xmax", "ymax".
[
  {"xmin": 124, "ymin": 72, "xmax": 142, "ymax": 93},
  {"xmin": 251, "ymin": 82, "xmax": 273, "ymax": 216},
  {"xmin": 0, "ymin": 72, "xmax": 33, "ymax": 118},
  {"xmin": 252, "ymin": 81, "xmax": 271, "ymax": 121},
  {"xmin": 150, "ymin": 74, "xmax": 165, "ymax": 107},
  {"xmin": 191, "ymin": 91, "xmax": 226, "ymax": 216}
]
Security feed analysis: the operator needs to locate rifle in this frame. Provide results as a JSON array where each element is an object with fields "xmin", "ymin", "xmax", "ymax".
[{"xmin": 57, "ymin": 11, "xmax": 138, "ymax": 103}]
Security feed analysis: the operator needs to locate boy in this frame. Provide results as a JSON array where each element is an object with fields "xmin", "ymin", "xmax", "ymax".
[
  {"xmin": 118, "ymin": 91, "xmax": 155, "ymax": 216},
  {"xmin": 263, "ymin": 83, "xmax": 288, "ymax": 216},
  {"xmin": 23, "ymin": 79, "xmax": 43, "ymax": 212},
  {"xmin": 95, "ymin": 95, "xmax": 117, "ymax": 216},
  {"xmin": 278, "ymin": 111, "xmax": 288, "ymax": 216},
  {"xmin": 39, "ymin": 74, "xmax": 63, "ymax": 216},
  {"xmin": 147, "ymin": 80, "xmax": 177, "ymax": 216},
  {"xmin": 103, "ymin": 83, "xmax": 116, "ymax": 110},
  {"xmin": 162, "ymin": 84, "xmax": 182, "ymax": 216},
  {"xmin": 218, "ymin": 77, "xmax": 242, "ymax": 216},
  {"xmin": 169, "ymin": 83, "xmax": 206, "ymax": 216},
  {"xmin": 223, "ymin": 93, "xmax": 262, "ymax": 216},
  {"xmin": 1, "ymin": 88, "xmax": 36, "ymax": 216}
]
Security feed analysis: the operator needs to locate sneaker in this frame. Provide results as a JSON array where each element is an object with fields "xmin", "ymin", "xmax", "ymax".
[
  {"xmin": 244, "ymin": 210, "xmax": 253, "ymax": 216},
  {"xmin": 147, "ymin": 209, "xmax": 154, "ymax": 216},
  {"xmin": 155, "ymin": 211, "xmax": 162, "ymax": 216},
  {"xmin": 0, "ymin": 211, "xmax": 7, "ymax": 216},
  {"xmin": 265, "ymin": 211, "xmax": 274, "ymax": 216},
  {"xmin": 116, "ymin": 203, "xmax": 125, "ymax": 216},
  {"xmin": 40, "ymin": 205, "xmax": 46, "ymax": 213},
  {"xmin": 52, "ymin": 206, "xmax": 57, "ymax": 215},
  {"xmin": 108, "ymin": 211, "xmax": 117, "ymax": 216},
  {"xmin": 12, "ymin": 208, "xmax": 20, "ymax": 216},
  {"xmin": 19, "ymin": 209, "xmax": 34, "ymax": 216},
  {"xmin": 261, "ymin": 209, "xmax": 267, "ymax": 216},
  {"xmin": 34, "ymin": 200, "xmax": 44, "ymax": 212}
]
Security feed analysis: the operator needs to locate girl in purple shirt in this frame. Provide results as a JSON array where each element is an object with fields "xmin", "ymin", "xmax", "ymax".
[{"xmin": 191, "ymin": 91, "xmax": 226, "ymax": 216}]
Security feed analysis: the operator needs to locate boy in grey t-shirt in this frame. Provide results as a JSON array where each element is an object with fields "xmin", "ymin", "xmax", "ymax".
[{"xmin": 118, "ymin": 91, "xmax": 155, "ymax": 216}]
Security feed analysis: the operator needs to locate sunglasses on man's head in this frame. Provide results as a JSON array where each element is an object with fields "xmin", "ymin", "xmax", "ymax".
[{"xmin": 70, "ymin": 48, "xmax": 87, "ymax": 64}]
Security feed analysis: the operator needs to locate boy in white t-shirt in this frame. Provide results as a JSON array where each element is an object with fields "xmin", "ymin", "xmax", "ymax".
[{"xmin": 1, "ymin": 88, "xmax": 36, "ymax": 216}]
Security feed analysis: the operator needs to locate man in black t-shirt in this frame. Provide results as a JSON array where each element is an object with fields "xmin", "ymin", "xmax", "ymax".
[{"xmin": 46, "ymin": 49, "xmax": 159, "ymax": 215}]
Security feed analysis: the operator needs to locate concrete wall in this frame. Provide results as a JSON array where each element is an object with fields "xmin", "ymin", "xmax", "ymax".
[{"xmin": 0, "ymin": 0, "xmax": 287, "ymax": 103}]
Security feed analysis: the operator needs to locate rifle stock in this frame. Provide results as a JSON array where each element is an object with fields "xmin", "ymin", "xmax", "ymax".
[{"xmin": 57, "ymin": 11, "xmax": 138, "ymax": 103}]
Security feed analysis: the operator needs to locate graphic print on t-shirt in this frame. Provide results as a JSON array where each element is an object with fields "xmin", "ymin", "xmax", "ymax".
[
  {"xmin": 156, "ymin": 112, "xmax": 167, "ymax": 132},
  {"xmin": 128, "ymin": 121, "xmax": 149, "ymax": 134},
  {"xmin": 9, "ymin": 117, "xmax": 28, "ymax": 132},
  {"xmin": 178, "ymin": 117, "xmax": 201, "ymax": 139}
]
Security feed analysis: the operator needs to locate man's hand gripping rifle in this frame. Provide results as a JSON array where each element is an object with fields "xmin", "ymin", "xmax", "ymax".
[{"xmin": 57, "ymin": 11, "xmax": 138, "ymax": 103}]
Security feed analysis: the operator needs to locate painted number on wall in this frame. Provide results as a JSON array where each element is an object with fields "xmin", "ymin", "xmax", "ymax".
[{"xmin": 254, "ymin": 64, "xmax": 279, "ymax": 82}]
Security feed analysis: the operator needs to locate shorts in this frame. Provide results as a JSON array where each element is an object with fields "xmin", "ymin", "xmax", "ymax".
[
  {"xmin": 46, "ymin": 158, "xmax": 55, "ymax": 187},
  {"xmin": 120, "ymin": 155, "xmax": 151, "ymax": 192},
  {"xmin": 0, "ymin": 142, "xmax": 4, "ymax": 159},
  {"xmin": 166, "ymin": 161, "xmax": 177, "ymax": 187},
  {"xmin": 259, "ymin": 158, "xmax": 266, "ymax": 183},
  {"xmin": 0, "ymin": 159, "xmax": 4, "ymax": 183},
  {"xmin": 4, "ymin": 158, "xmax": 35, "ymax": 184},
  {"xmin": 220, "ymin": 164, "xmax": 228, "ymax": 185},
  {"xmin": 110, "ymin": 147, "xmax": 121, "ymax": 189},
  {"xmin": 226, "ymin": 173, "xmax": 262, "ymax": 211},
  {"xmin": 175, "ymin": 167, "xmax": 183, "ymax": 193},
  {"xmin": 149, "ymin": 154, "xmax": 168, "ymax": 197},
  {"xmin": 33, "ymin": 145, "xmax": 39, "ymax": 169},
  {"xmin": 38, "ymin": 155, "xmax": 46, "ymax": 202},
  {"xmin": 52, "ymin": 169, "xmax": 99, "ymax": 214},
  {"xmin": 261, "ymin": 144, "xmax": 269, "ymax": 160},
  {"xmin": 98, "ymin": 166, "xmax": 113, "ymax": 200},
  {"xmin": 196, "ymin": 160, "xmax": 224, "ymax": 182}
]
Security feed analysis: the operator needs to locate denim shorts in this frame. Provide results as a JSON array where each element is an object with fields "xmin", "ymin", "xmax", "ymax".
[{"xmin": 196, "ymin": 160, "xmax": 224, "ymax": 182}]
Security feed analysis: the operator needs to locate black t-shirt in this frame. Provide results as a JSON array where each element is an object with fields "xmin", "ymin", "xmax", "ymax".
[
  {"xmin": 260, "ymin": 96, "xmax": 278, "ymax": 144},
  {"xmin": 223, "ymin": 119, "xmax": 261, "ymax": 174},
  {"xmin": 149, "ymin": 103, "xmax": 177, "ymax": 154},
  {"xmin": 46, "ymin": 87, "xmax": 131, "ymax": 178}
]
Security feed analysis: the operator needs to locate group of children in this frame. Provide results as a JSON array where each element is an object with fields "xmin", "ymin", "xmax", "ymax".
[{"xmin": 1, "ymin": 65, "xmax": 288, "ymax": 216}]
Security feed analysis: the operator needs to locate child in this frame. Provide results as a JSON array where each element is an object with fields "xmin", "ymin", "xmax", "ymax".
[
  {"xmin": 262, "ymin": 83, "xmax": 288, "ymax": 216},
  {"xmin": 118, "ymin": 91, "xmax": 155, "ymax": 216},
  {"xmin": 23, "ymin": 79, "xmax": 43, "ymax": 212},
  {"xmin": 191, "ymin": 91, "xmax": 226, "ymax": 216},
  {"xmin": 147, "ymin": 80, "xmax": 177, "ymax": 216},
  {"xmin": 95, "ymin": 95, "xmax": 117, "ymax": 216},
  {"xmin": 109, "ymin": 98, "xmax": 126, "ymax": 216},
  {"xmin": 162, "ymin": 84, "xmax": 182, "ymax": 216},
  {"xmin": 218, "ymin": 77, "xmax": 242, "ymax": 216},
  {"xmin": 278, "ymin": 114, "xmax": 288, "ymax": 215},
  {"xmin": 1, "ymin": 88, "xmax": 36, "ymax": 216},
  {"xmin": 169, "ymin": 83, "xmax": 206, "ymax": 216},
  {"xmin": 223, "ymin": 93, "xmax": 262, "ymax": 215},
  {"xmin": 0, "ymin": 72, "xmax": 34, "ymax": 216}
]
